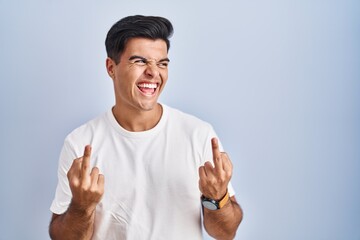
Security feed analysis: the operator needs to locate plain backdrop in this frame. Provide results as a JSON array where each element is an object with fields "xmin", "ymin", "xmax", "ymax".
[{"xmin": 0, "ymin": 0, "xmax": 359, "ymax": 239}]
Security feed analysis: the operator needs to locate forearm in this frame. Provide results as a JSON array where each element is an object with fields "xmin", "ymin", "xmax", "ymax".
[
  {"xmin": 49, "ymin": 202, "xmax": 96, "ymax": 240},
  {"xmin": 203, "ymin": 197, "xmax": 243, "ymax": 240}
]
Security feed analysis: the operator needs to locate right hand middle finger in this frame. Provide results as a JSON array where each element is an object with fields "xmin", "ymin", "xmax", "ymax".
[{"xmin": 81, "ymin": 145, "xmax": 92, "ymax": 177}]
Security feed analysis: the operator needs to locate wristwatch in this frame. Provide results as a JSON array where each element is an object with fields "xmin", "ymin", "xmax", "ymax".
[{"xmin": 201, "ymin": 191, "xmax": 229, "ymax": 210}]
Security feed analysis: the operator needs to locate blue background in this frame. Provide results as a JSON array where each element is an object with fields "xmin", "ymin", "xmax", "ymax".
[{"xmin": 0, "ymin": 0, "xmax": 359, "ymax": 239}]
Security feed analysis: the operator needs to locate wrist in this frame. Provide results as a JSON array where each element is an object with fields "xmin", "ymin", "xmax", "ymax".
[
  {"xmin": 201, "ymin": 189, "xmax": 230, "ymax": 210},
  {"xmin": 68, "ymin": 200, "xmax": 96, "ymax": 218}
]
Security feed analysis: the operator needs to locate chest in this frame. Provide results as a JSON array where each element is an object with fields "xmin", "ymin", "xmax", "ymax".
[{"xmin": 91, "ymin": 135, "xmax": 202, "ymax": 208}]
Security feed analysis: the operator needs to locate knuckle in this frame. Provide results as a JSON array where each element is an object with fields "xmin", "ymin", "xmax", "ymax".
[
  {"xmin": 98, "ymin": 187, "xmax": 105, "ymax": 195},
  {"xmin": 99, "ymin": 174, "xmax": 105, "ymax": 182},
  {"xmin": 204, "ymin": 161, "xmax": 213, "ymax": 168},
  {"xmin": 208, "ymin": 178, "xmax": 217, "ymax": 186},
  {"xmin": 73, "ymin": 158, "xmax": 81, "ymax": 164},
  {"xmin": 98, "ymin": 189, "xmax": 105, "ymax": 196},
  {"xmin": 91, "ymin": 167, "xmax": 99, "ymax": 175},
  {"xmin": 89, "ymin": 187, "xmax": 97, "ymax": 195},
  {"xmin": 199, "ymin": 177, "xmax": 206, "ymax": 185},
  {"xmin": 80, "ymin": 185, "xmax": 88, "ymax": 192},
  {"xmin": 92, "ymin": 188, "xmax": 102, "ymax": 197},
  {"xmin": 72, "ymin": 179, "xmax": 80, "ymax": 187},
  {"xmin": 218, "ymin": 175, "xmax": 226, "ymax": 184}
]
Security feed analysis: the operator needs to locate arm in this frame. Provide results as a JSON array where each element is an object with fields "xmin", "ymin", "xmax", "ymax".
[
  {"xmin": 199, "ymin": 138, "xmax": 243, "ymax": 239},
  {"xmin": 203, "ymin": 196, "xmax": 243, "ymax": 239},
  {"xmin": 49, "ymin": 145, "xmax": 104, "ymax": 240},
  {"xmin": 49, "ymin": 205, "xmax": 95, "ymax": 240}
]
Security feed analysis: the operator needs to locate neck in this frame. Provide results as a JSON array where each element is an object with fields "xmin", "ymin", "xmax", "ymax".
[{"xmin": 112, "ymin": 103, "xmax": 163, "ymax": 132}]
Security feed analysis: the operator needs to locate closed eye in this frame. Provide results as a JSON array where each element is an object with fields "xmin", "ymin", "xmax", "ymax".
[
  {"xmin": 134, "ymin": 59, "xmax": 147, "ymax": 64},
  {"xmin": 129, "ymin": 56, "xmax": 147, "ymax": 66},
  {"xmin": 157, "ymin": 61, "xmax": 169, "ymax": 69},
  {"xmin": 128, "ymin": 56, "xmax": 170, "ymax": 69}
]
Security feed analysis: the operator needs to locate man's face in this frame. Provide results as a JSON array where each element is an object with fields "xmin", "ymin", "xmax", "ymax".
[{"xmin": 107, "ymin": 38, "xmax": 169, "ymax": 113}]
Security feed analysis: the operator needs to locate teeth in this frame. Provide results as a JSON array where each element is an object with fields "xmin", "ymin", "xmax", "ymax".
[{"xmin": 137, "ymin": 83, "xmax": 157, "ymax": 89}]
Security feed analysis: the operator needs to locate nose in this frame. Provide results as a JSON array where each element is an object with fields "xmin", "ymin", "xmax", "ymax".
[{"xmin": 145, "ymin": 61, "xmax": 160, "ymax": 78}]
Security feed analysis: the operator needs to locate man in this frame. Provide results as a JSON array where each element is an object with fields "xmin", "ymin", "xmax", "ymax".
[{"xmin": 49, "ymin": 15, "xmax": 243, "ymax": 240}]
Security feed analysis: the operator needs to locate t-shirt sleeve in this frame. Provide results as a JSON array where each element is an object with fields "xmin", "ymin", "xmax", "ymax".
[
  {"xmin": 203, "ymin": 125, "xmax": 236, "ymax": 197},
  {"xmin": 50, "ymin": 140, "xmax": 77, "ymax": 214}
]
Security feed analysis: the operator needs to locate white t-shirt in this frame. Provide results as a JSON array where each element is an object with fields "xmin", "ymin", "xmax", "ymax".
[{"xmin": 50, "ymin": 104, "xmax": 235, "ymax": 240}]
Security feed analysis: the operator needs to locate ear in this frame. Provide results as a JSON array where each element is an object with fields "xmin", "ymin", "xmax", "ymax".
[{"xmin": 106, "ymin": 57, "xmax": 116, "ymax": 79}]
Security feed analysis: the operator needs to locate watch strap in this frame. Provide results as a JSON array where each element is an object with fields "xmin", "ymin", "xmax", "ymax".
[
  {"xmin": 218, "ymin": 190, "xmax": 230, "ymax": 209},
  {"xmin": 201, "ymin": 190, "xmax": 230, "ymax": 210}
]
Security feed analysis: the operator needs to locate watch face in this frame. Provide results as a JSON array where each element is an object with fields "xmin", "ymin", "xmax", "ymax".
[{"xmin": 202, "ymin": 200, "xmax": 218, "ymax": 210}]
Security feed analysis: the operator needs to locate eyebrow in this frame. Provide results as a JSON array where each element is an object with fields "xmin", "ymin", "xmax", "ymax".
[{"xmin": 128, "ymin": 55, "xmax": 170, "ymax": 62}]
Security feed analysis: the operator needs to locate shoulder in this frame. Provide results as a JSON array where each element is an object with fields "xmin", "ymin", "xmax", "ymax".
[
  {"xmin": 165, "ymin": 105, "xmax": 212, "ymax": 128},
  {"xmin": 64, "ymin": 110, "xmax": 109, "ymax": 146},
  {"xmin": 163, "ymin": 105, "xmax": 216, "ymax": 139}
]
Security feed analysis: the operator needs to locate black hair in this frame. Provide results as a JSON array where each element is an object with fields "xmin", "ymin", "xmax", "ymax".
[{"xmin": 105, "ymin": 15, "xmax": 174, "ymax": 64}]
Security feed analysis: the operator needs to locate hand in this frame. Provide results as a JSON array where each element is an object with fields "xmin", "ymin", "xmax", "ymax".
[
  {"xmin": 67, "ymin": 145, "xmax": 104, "ymax": 214},
  {"xmin": 199, "ymin": 138, "xmax": 233, "ymax": 200}
]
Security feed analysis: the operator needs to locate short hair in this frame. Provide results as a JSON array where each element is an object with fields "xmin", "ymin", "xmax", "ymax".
[{"xmin": 105, "ymin": 15, "xmax": 174, "ymax": 64}]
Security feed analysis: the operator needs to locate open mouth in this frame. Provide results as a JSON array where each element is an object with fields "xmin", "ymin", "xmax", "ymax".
[{"xmin": 137, "ymin": 82, "xmax": 158, "ymax": 96}]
